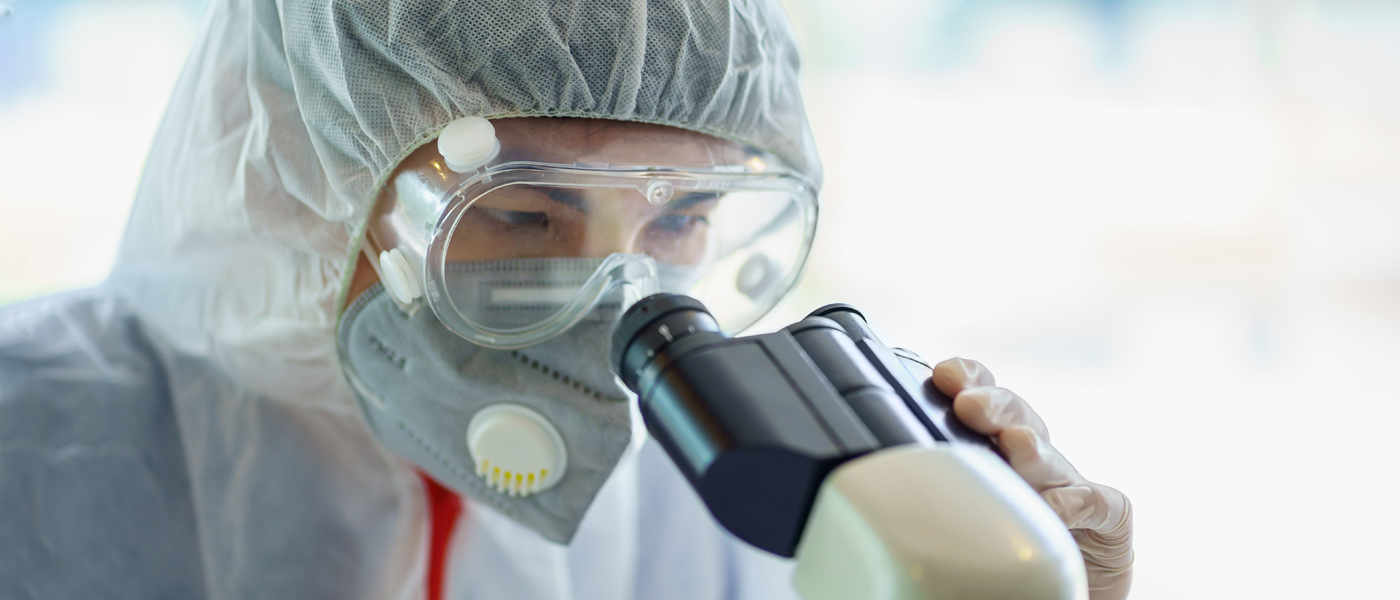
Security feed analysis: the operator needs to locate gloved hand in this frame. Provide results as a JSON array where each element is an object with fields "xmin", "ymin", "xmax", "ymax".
[{"xmin": 931, "ymin": 358, "xmax": 1134, "ymax": 600}]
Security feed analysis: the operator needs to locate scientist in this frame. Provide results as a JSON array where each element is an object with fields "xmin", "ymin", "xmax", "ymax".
[{"xmin": 0, "ymin": 0, "xmax": 1132, "ymax": 599}]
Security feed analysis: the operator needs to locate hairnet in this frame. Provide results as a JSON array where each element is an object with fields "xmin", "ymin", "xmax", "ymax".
[{"xmin": 110, "ymin": 0, "xmax": 821, "ymax": 407}]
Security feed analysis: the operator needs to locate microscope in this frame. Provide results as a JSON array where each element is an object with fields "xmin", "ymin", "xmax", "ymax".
[{"xmin": 610, "ymin": 294, "xmax": 1088, "ymax": 600}]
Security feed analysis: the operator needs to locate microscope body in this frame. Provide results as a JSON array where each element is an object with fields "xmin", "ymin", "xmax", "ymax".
[{"xmin": 612, "ymin": 295, "xmax": 1088, "ymax": 600}]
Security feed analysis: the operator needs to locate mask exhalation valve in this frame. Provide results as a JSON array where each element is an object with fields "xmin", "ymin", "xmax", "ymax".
[{"xmin": 466, "ymin": 403, "xmax": 568, "ymax": 497}]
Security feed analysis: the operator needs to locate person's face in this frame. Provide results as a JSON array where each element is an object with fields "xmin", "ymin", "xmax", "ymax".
[{"xmin": 443, "ymin": 118, "xmax": 747, "ymax": 265}]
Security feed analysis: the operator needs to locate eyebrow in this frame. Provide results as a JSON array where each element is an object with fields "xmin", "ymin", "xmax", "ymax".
[
  {"xmin": 671, "ymin": 191, "xmax": 723, "ymax": 210},
  {"xmin": 537, "ymin": 187, "xmax": 720, "ymax": 213}
]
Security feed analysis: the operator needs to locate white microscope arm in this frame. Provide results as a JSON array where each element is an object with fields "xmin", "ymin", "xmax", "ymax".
[{"xmin": 791, "ymin": 445, "xmax": 1088, "ymax": 600}]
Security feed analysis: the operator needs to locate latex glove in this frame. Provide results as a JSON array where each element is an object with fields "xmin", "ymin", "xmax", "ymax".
[{"xmin": 931, "ymin": 358, "xmax": 1134, "ymax": 600}]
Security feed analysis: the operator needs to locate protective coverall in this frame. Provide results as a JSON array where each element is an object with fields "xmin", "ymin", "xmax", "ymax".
[{"xmin": 0, "ymin": 0, "xmax": 819, "ymax": 597}]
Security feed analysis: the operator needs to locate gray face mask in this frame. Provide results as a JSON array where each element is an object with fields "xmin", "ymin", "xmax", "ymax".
[{"xmin": 337, "ymin": 259, "xmax": 645, "ymax": 544}]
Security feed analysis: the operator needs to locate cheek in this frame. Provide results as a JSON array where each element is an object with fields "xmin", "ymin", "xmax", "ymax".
[{"xmin": 639, "ymin": 223, "xmax": 710, "ymax": 264}]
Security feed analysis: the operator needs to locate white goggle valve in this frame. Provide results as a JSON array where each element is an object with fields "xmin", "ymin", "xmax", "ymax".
[
  {"xmin": 438, "ymin": 116, "xmax": 500, "ymax": 173},
  {"xmin": 379, "ymin": 249, "xmax": 421, "ymax": 304}
]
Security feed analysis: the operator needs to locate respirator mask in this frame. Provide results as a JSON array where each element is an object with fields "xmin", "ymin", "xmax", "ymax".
[{"xmin": 336, "ymin": 116, "xmax": 817, "ymax": 543}]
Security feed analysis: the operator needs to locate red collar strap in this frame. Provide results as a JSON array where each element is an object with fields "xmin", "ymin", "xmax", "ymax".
[{"xmin": 417, "ymin": 472, "xmax": 465, "ymax": 600}]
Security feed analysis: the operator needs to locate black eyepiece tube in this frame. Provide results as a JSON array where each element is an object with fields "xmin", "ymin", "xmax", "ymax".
[
  {"xmin": 809, "ymin": 303, "xmax": 881, "ymax": 343},
  {"xmin": 611, "ymin": 293, "xmax": 874, "ymax": 557},
  {"xmin": 810, "ymin": 303, "xmax": 995, "ymax": 450},
  {"xmin": 784, "ymin": 317, "xmax": 934, "ymax": 448},
  {"xmin": 611, "ymin": 293, "xmax": 722, "ymax": 391}
]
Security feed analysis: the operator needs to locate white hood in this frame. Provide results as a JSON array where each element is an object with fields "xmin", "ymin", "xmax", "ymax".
[{"xmin": 110, "ymin": 0, "xmax": 821, "ymax": 410}]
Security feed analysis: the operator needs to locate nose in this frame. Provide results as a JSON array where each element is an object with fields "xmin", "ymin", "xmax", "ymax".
[
  {"xmin": 580, "ymin": 221, "xmax": 641, "ymax": 257},
  {"xmin": 577, "ymin": 194, "xmax": 647, "ymax": 258}
]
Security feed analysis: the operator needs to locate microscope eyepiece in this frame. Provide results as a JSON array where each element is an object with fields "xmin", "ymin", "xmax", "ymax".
[{"xmin": 611, "ymin": 293, "xmax": 722, "ymax": 390}]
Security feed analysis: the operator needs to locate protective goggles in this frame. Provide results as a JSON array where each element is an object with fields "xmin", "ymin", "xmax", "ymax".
[{"xmin": 361, "ymin": 117, "xmax": 818, "ymax": 349}]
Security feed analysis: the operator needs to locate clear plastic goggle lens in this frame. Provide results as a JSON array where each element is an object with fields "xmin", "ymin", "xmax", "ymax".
[{"xmin": 413, "ymin": 173, "xmax": 811, "ymax": 349}]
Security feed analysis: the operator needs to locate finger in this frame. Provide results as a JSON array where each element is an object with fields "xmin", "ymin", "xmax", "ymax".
[
  {"xmin": 931, "ymin": 357, "xmax": 996, "ymax": 398},
  {"xmin": 1039, "ymin": 484, "xmax": 1109, "ymax": 530},
  {"xmin": 952, "ymin": 385, "xmax": 1051, "ymax": 440},
  {"xmin": 1063, "ymin": 486, "xmax": 1134, "ymax": 571},
  {"xmin": 997, "ymin": 426, "xmax": 1082, "ymax": 492},
  {"xmin": 1049, "ymin": 482, "xmax": 1132, "ymax": 537},
  {"xmin": 1078, "ymin": 532, "xmax": 1134, "ymax": 600}
]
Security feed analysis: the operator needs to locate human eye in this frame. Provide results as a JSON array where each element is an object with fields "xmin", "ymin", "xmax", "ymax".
[
  {"xmin": 476, "ymin": 206, "xmax": 549, "ymax": 228},
  {"xmin": 650, "ymin": 213, "xmax": 709, "ymax": 233},
  {"xmin": 652, "ymin": 192, "xmax": 720, "ymax": 232}
]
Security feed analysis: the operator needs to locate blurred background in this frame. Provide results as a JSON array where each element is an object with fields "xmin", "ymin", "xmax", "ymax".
[{"xmin": 2, "ymin": 0, "xmax": 1397, "ymax": 598}]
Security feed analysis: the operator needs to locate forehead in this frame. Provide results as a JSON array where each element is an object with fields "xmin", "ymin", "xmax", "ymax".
[{"xmin": 492, "ymin": 117, "xmax": 749, "ymax": 168}]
